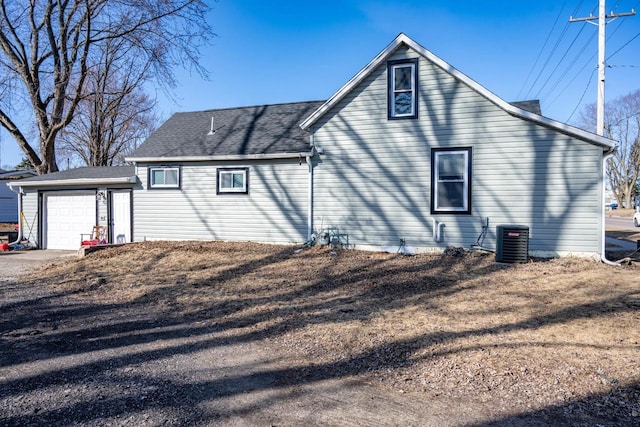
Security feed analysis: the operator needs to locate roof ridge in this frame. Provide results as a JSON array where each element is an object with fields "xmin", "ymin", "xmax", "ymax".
[{"xmin": 179, "ymin": 100, "xmax": 326, "ymax": 115}]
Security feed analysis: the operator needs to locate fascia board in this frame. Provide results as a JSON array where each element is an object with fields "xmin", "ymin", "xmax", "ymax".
[
  {"xmin": 125, "ymin": 152, "xmax": 314, "ymax": 163},
  {"xmin": 299, "ymin": 34, "xmax": 406, "ymax": 130},
  {"xmin": 8, "ymin": 176, "xmax": 137, "ymax": 189}
]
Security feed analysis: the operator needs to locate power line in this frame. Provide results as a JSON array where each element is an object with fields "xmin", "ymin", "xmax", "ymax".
[
  {"xmin": 533, "ymin": 22, "xmax": 591, "ymax": 99},
  {"xmin": 566, "ymin": 68, "xmax": 597, "ymax": 122},
  {"xmin": 516, "ymin": 0, "xmax": 569, "ymax": 100},
  {"xmin": 607, "ymin": 30, "xmax": 640, "ymax": 60},
  {"xmin": 569, "ymin": 0, "xmax": 636, "ymax": 135},
  {"xmin": 523, "ymin": 1, "xmax": 592, "ymax": 100},
  {"xmin": 544, "ymin": 40, "xmax": 597, "ymax": 107},
  {"xmin": 546, "ymin": 52, "xmax": 596, "ymax": 109}
]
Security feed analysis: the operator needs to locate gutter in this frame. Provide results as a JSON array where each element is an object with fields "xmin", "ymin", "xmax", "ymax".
[
  {"xmin": 601, "ymin": 148, "xmax": 619, "ymax": 266},
  {"xmin": 7, "ymin": 176, "xmax": 137, "ymax": 188},
  {"xmin": 503, "ymin": 106, "xmax": 615, "ymax": 150},
  {"xmin": 125, "ymin": 152, "xmax": 315, "ymax": 163}
]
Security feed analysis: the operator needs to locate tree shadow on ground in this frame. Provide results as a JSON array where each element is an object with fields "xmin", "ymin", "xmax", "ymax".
[
  {"xmin": 0, "ymin": 244, "xmax": 638, "ymax": 425},
  {"xmin": 471, "ymin": 381, "xmax": 640, "ymax": 426}
]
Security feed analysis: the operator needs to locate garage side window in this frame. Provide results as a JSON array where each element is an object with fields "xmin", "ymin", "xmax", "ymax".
[
  {"xmin": 431, "ymin": 148, "xmax": 472, "ymax": 214},
  {"xmin": 149, "ymin": 166, "xmax": 180, "ymax": 189},
  {"xmin": 217, "ymin": 168, "xmax": 248, "ymax": 194}
]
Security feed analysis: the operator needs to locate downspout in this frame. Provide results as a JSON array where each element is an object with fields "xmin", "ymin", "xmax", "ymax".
[
  {"xmin": 306, "ymin": 144, "xmax": 316, "ymax": 241},
  {"xmin": 7, "ymin": 183, "xmax": 22, "ymax": 246},
  {"xmin": 601, "ymin": 149, "xmax": 619, "ymax": 266}
]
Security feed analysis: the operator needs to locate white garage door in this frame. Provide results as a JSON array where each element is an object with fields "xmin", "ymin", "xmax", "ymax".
[{"xmin": 44, "ymin": 192, "xmax": 96, "ymax": 250}]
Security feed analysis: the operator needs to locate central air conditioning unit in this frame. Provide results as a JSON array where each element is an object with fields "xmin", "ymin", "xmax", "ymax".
[{"xmin": 496, "ymin": 225, "xmax": 529, "ymax": 263}]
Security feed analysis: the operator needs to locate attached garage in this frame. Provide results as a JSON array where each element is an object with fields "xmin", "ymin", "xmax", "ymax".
[
  {"xmin": 6, "ymin": 166, "xmax": 137, "ymax": 250},
  {"xmin": 43, "ymin": 192, "xmax": 97, "ymax": 250}
]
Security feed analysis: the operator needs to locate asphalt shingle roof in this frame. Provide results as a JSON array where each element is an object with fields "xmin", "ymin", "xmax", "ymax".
[
  {"xmin": 510, "ymin": 100, "xmax": 542, "ymax": 116},
  {"xmin": 17, "ymin": 166, "xmax": 135, "ymax": 183},
  {"xmin": 129, "ymin": 101, "xmax": 325, "ymax": 159},
  {"xmin": 0, "ymin": 170, "xmax": 37, "ymax": 180}
]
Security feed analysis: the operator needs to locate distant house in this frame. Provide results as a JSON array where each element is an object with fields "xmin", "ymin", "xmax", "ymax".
[
  {"xmin": 8, "ymin": 33, "xmax": 616, "ymax": 257},
  {"xmin": 0, "ymin": 169, "xmax": 36, "ymax": 222}
]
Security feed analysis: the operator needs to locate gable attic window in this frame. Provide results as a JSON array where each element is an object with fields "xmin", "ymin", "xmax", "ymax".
[
  {"xmin": 388, "ymin": 58, "xmax": 418, "ymax": 119},
  {"xmin": 149, "ymin": 166, "xmax": 180, "ymax": 189},
  {"xmin": 431, "ymin": 148, "xmax": 472, "ymax": 214},
  {"xmin": 217, "ymin": 168, "xmax": 248, "ymax": 194}
]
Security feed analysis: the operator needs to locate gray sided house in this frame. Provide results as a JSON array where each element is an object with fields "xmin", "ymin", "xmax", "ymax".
[
  {"xmin": 8, "ymin": 167, "xmax": 136, "ymax": 249},
  {"xmin": 8, "ymin": 33, "xmax": 615, "ymax": 257}
]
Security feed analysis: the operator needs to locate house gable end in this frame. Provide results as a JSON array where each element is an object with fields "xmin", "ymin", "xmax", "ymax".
[{"xmin": 301, "ymin": 33, "xmax": 614, "ymax": 151}]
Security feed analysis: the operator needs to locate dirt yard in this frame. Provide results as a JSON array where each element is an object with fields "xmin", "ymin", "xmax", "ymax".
[{"xmin": 1, "ymin": 241, "xmax": 639, "ymax": 425}]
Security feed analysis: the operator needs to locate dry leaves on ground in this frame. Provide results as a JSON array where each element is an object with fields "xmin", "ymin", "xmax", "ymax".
[{"xmin": 30, "ymin": 241, "xmax": 640, "ymax": 421}]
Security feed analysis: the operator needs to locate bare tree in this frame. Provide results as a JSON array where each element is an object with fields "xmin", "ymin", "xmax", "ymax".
[
  {"xmin": 0, "ymin": 0, "xmax": 211, "ymax": 174},
  {"xmin": 577, "ymin": 89, "xmax": 640, "ymax": 209},
  {"xmin": 58, "ymin": 37, "xmax": 159, "ymax": 167}
]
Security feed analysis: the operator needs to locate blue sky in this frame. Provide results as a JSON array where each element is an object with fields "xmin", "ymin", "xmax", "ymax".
[{"xmin": 1, "ymin": 0, "xmax": 639, "ymax": 169}]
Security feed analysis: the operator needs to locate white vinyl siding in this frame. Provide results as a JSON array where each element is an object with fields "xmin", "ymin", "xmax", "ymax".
[
  {"xmin": 133, "ymin": 160, "xmax": 308, "ymax": 244},
  {"xmin": 310, "ymin": 45, "xmax": 604, "ymax": 256},
  {"xmin": 19, "ymin": 189, "xmax": 39, "ymax": 248}
]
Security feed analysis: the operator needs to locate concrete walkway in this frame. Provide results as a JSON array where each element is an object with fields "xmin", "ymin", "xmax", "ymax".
[{"xmin": 0, "ymin": 249, "xmax": 77, "ymax": 281}]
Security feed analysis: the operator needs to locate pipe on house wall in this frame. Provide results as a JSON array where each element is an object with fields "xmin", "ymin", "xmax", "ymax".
[
  {"xmin": 7, "ymin": 183, "xmax": 23, "ymax": 246},
  {"xmin": 306, "ymin": 143, "xmax": 317, "ymax": 241},
  {"xmin": 432, "ymin": 218, "xmax": 445, "ymax": 242},
  {"xmin": 601, "ymin": 150, "xmax": 619, "ymax": 266}
]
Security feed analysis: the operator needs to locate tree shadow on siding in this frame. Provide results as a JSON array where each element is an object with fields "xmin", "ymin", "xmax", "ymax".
[
  {"xmin": 313, "ymin": 57, "xmax": 602, "ymax": 256},
  {"xmin": 176, "ymin": 104, "xmax": 316, "ymax": 243}
]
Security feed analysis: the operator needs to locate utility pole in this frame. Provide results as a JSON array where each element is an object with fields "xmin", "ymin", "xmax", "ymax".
[{"xmin": 570, "ymin": 0, "xmax": 635, "ymax": 136}]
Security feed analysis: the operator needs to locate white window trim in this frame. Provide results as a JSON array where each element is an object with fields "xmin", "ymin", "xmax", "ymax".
[
  {"xmin": 390, "ymin": 62, "xmax": 417, "ymax": 118},
  {"xmin": 217, "ymin": 168, "xmax": 248, "ymax": 194},
  {"xmin": 149, "ymin": 166, "xmax": 180, "ymax": 189},
  {"xmin": 433, "ymin": 149, "xmax": 471, "ymax": 213}
]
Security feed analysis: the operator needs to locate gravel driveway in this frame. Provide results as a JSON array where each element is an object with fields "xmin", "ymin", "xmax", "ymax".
[{"xmin": 0, "ymin": 274, "xmax": 490, "ymax": 426}]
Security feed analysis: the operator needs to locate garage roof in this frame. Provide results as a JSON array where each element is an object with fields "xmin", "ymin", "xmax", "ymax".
[{"xmin": 9, "ymin": 166, "xmax": 136, "ymax": 188}]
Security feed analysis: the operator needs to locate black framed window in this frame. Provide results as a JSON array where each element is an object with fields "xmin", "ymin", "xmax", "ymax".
[
  {"xmin": 431, "ymin": 148, "xmax": 472, "ymax": 214},
  {"xmin": 217, "ymin": 168, "xmax": 249, "ymax": 194},
  {"xmin": 148, "ymin": 166, "xmax": 180, "ymax": 189},
  {"xmin": 388, "ymin": 58, "xmax": 418, "ymax": 119}
]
